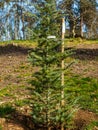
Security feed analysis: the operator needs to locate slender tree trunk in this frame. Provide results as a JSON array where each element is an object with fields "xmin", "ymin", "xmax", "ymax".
[
  {"xmin": 80, "ymin": 15, "xmax": 83, "ymax": 38},
  {"xmin": 14, "ymin": 2, "xmax": 18, "ymax": 40},
  {"xmin": 21, "ymin": 0, "xmax": 25, "ymax": 39},
  {"xmin": 69, "ymin": 21, "xmax": 73, "ymax": 37},
  {"xmin": 14, "ymin": 15, "xmax": 18, "ymax": 39},
  {"xmin": 72, "ymin": 22, "xmax": 76, "ymax": 38}
]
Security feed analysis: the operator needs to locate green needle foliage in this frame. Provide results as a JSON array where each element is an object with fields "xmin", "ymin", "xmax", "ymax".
[{"xmin": 29, "ymin": 0, "xmax": 77, "ymax": 129}]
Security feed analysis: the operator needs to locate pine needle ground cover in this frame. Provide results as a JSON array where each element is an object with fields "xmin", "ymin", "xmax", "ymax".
[{"xmin": 0, "ymin": 40, "xmax": 98, "ymax": 129}]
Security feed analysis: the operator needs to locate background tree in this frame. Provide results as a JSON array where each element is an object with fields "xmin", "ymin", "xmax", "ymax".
[
  {"xmin": 0, "ymin": 0, "xmax": 35, "ymax": 40},
  {"xmin": 79, "ymin": 0, "xmax": 97, "ymax": 38},
  {"xmin": 0, "ymin": 0, "xmax": 98, "ymax": 40},
  {"xmin": 60, "ymin": 0, "xmax": 98, "ymax": 38}
]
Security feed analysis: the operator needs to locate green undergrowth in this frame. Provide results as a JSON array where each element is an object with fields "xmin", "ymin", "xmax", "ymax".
[
  {"xmin": 14, "ymin": 99, "xmax": 30, "ymax": 107},
  {"xmin": 0, "ymin": 38, "xmax": 98, "ymax": 48},
  {"xmin": 0, "ymin": 87, "xmax": 14, "ymax": 97},
  {"xmin": 84, "ymin": 121, "xmax": 98, "ymax": 130},
  {"xmin": 65, "ymin": 38, "xmax": 98, "ymax": 47},
  {"xmin": 0, "ymin": 74, "xmax": 98, "ymax": 114},
  {"xmin": 0, "ymin": 85, "xmax": 28, "ymax": 100},
  {"xmin": 64, "ymin": 73, "xmax": 98, "ymax": 114},
  {"xmin": 0, "ymin": 104, "xmax": 15, "ymax": 118},
  {"xmin": 0, "ymin": 40, "xmax": 37, "ymax": 47},
  {"xmin": 0, "ymin": 125, "xmax": 2, "ymax": 130},
  {"xmin": 0, "ymin": 73, "xmax": 98, "ymax": 114}
]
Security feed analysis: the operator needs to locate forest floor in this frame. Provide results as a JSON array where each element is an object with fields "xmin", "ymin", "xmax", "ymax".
[{"xmin": 0, "ymin": 39, "xmax": 98, "ymax": 130}]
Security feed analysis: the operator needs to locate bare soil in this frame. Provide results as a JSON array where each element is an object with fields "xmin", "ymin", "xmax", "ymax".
[{"xmin": 0, "ymin": 43, "xmax": 98, "ymax": 130}]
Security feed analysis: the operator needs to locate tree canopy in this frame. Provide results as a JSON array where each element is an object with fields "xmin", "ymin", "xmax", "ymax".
[{"xmin": 0, "ymin": 0, "xmax": 98, "ymax": 41}]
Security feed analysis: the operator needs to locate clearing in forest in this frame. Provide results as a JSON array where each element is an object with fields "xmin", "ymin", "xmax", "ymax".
[{"xmin": 0, "ymin": 39, "xmax": 98, "ymax": 130}]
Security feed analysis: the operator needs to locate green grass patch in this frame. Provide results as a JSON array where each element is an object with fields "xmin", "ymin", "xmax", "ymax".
[
  {"xmin": 64, "ymin": 38, "xmax": 98, "ymax": 47},
  {"xmin": 0, "ymin": 85, "xmax": 27, "ymax": 98},
  {"xmin": 0, "ymin": 104, "xmax": 15, "ymax": 118},
  {"xmin": 0, "ymin": 39, "xmax": 98, "ymax": 48},
  {"xmin": 0, "ymin": 40, "xmax": 37, "ymax": 47},
  {"xmin": 0, "ymin": 87, "xmax": 13, "ymax": 97},
  {"xmin": 15, "ymin": 99, "xmax": 30, "ymax": 107},
  {"xmin": 84, "ymin": 121, "xmax": 98, "ymax": 130},
  {"xmin": 65, "ymin": 75, "xmax": 98, "ymax": 113},
  {"xmin": 0, "ymin": 125, "xmax": 2, "ymax": 130}
]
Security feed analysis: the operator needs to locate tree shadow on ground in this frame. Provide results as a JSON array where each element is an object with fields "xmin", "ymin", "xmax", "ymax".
[
  {"xmin": 0, "ymin": 105, "xmax": 30, "ymax": 130},
  {"xmin": 6, "ymin": 110, "xmax": 52, "ymax": 130},
  {"xmin": 8, "ymin": 110, "xmax": 34, "ymax": 130},
  {"xmin": 65, "ymin": 48, "xmax": 98, "ymax": 60},
  {"xmin": 0, "ymin": 104, "xmax": 49, "ymax": 130},
  {"xmin": 0, "ymin": 44, "xmax": 33, "ymax": 55},
  {"xmin": 0, "ymin": 109, "xmax": 33, "ymax": 130},
  {"xmin": 74, "ymin": 48, "xmax": 98, "ymax": 60},
  {"xmin": 0, "ymin": 44, "xmax": 98, "ymax": 61},
  {"xmin": 5, "ymin": 109, "xmax": 98, "ymax": 130}
]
